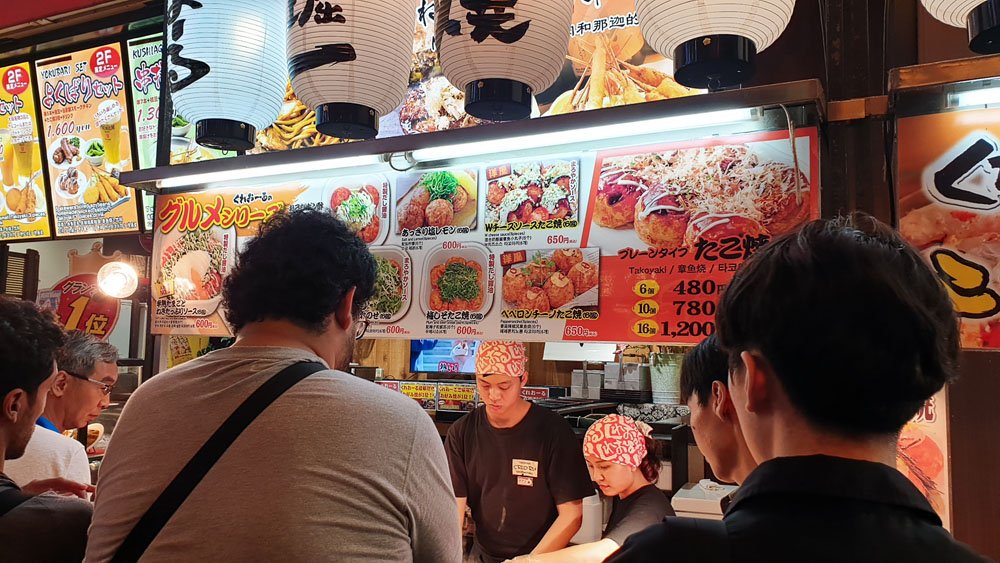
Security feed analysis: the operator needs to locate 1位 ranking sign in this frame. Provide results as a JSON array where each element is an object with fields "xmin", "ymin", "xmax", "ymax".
[{"xmin": 45, "ymin": 274, "xmax": 121, "ymax": 339}]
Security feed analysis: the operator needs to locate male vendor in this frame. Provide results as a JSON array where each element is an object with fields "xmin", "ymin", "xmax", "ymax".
[{"xmin": 446, "ymin": 341, "xmax": 594, "ymax": 563}]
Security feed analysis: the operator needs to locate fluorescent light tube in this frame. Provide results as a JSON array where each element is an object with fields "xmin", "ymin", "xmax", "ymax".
[
  {"xmin": 950, "ymin": 87, "xmax": 1000, "ymax": 108},
  {"xmin": 411, "ymin": 108, "xmax": 757, "ymax": 163},
  {"xmin": 158, "ymin": 154, "xmax": 383, "ymax": 189}
]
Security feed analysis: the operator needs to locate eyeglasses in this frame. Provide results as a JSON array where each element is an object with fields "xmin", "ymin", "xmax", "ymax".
[
  {"xmin": 65, "ymin": 372, "xmax": 114, "ymax": 396},
  {"xmin": 354, "ymin": 317, "xmax": 369, "ymax": 341}
]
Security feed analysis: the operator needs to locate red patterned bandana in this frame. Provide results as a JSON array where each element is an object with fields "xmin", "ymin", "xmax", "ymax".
[
  {"xmin": 583, "ymin": 414, "xmax": 648, "ymax": 468},
  {"xmin": 475, "ymin": 341, "xmax": 528, "ymax": 381}
]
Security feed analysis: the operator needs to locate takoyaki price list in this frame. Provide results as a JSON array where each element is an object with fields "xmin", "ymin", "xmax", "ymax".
[
  {"xmin": 37, "ymin": 43, "xmax": 141, "ymax": 237},
  {"xmin": 151, "ymin": 128, "xmax": 818, "ymax": 342}
]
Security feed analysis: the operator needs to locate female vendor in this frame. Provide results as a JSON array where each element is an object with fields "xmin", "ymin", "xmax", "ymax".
[{"xmin": 506, "ymin": 414, "xmax": 673, "ymax": 562}]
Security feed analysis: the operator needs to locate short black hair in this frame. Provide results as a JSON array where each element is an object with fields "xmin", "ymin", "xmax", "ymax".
[
  {"xmin": 717, "ymin": 213, "xmax": 959, "ymax": 436},
  {"xmin": 680, "ymin": 335, "xmax": 729, "ymax": 406},
  {"xmin": 222, "ymin": 208, "xmax": 377, "ymax": 333},
  {"xmin": 0, "ymin": 297, "xmax": 66, "ymax": 398}
]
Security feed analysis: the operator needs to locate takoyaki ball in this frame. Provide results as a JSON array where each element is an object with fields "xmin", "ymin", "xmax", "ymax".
[
  {"xmin": 487, "ymin": 181, "xmax": 506, "ymax": 206},
  {"xmin": 429, "ymin": 289, "xmax": 447, "ymax": 311},
  {"xmin": 759, "ymin": 166, "xmax": 810, "ymax": 234},
  {"xmin": 527, "ymin": 260, "xmax": 556, "ymax": 287},
  {"xmin": 330, "ymin": 187, "xmax": 352, "ymax": 210},
  {"xmin": 398, "ymin": 201, "xmax": 425, "ymax": 232},
  {"xmin": 359, "ymin": 215, "xmax": 380, "ymax": 243},
  {"xmin": 529, "ymin": 207, "xmax": 550, "ymax": 222},
  {"xmin": 552, "ymin": 249, "xmax": 583, "ymax": 275},
  {"xmin": 452, "ymin": 186, "xmax": 469, "ymax": 213},
  {"xmin": 594, "ymin": 171, "xmax": 643, "ymax": 228},
  {"xmin": 503, "ymin": 267, "xmax": 530, "ymax": 305},
  {"xmin": 544, "ymin": 272, "xmax": 576, "ymax": 309},
  {"xmin": 411, "ymin": 186, "xmax": 431, "ymax": 210},
  {"xmin": 763, "ymin": 192, "xmax": 809, "ymax": 235},
  {"xmin": 520, "ymin": 287, "xmax": 551, "ymax": 313},
  {"xmin": 553, "ymin": 175, "xmax": 571, "ymax": 192},
  {"xmin": 425, "ymin": 199, "xmax": 455, "ymax": 227},
  {"xmin": 431, "ymin": 264, "xmax": 447, "ymax": 285},
  {"xmin": 527, "ymin": 184, "xmax": 544, "ymax": 204},
  {"xmin": 363, "ymin": 184, "xmax": 381, "ymax": 207},
  {"xmin": 508, "ymin": 200, "xmax": 534, "ymax": 224},
  {"xmin": 569, "ymin": 261, "xmax": 599, "ymax": 294},
  {"xmin": 635, "ymin": 194, "xmax": 690, "ymax": 250},
  {"xmin": 684, "ymin": 214, "xmax": 767, "ymax": 247},
  {"xmin": 550, "ymin": 199, "xmax": 572, "ymax": 220}
]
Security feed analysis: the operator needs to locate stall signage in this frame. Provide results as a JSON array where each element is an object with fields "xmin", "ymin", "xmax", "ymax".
[
  {"xmin": 896, "ymin": 390, "xmax": 950, "ymax": 530},
  {"xmin": 37, "ymin": 42, "xmax": 140, "ymax": 237},
  {"xmin": 42, "ymin": 274, "xmax": 121, "ymax": 339},
  {"xmin": 897, "ymin": 108, "xmax": 1000, "ymax": 348},
  {"xmin": 0, "ymin": 62, "xmax": 51, "ymax": 240},
  {"xmin": 126, "ymin": 34, "xmax": 163, "ymax": 231},
  {"xmin": 150, "ymin": 128, "xmax": 819, "ymax": 342}
]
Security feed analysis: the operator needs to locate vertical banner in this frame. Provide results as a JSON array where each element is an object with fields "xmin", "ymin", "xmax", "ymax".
[
  {"xmin": 126, "ymin": 34, "xmax": 164, "ymax": 231},
  {"xmin": 897, "ymin": 108, "xmax": 1000, "ymax": 348},
  {"xmin": 37, "ymin": 42, "xmax": 140, "ymax": 237},
  {"xmin": 0, "ymin": 62, "xmax": 51, "ymax": 240}
]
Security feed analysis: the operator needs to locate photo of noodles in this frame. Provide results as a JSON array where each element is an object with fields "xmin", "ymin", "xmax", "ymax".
[
  {"xmin": 486, "ymin": 160, "xmax": 578, "ymax": 227},
  {"xmin": 255, "ymin": 82, "xmax": 350, "ymax": 152},
  {"xmin": 592, "ymin": 142, "xmax": 811, "ymax": 250},
  {"xmin": 501, "ymin": 248, "xmax": 600, "ymax": 312},
  {"xmin": 157, "ymin": 229, "xmax": 228, "ymax": 304}
]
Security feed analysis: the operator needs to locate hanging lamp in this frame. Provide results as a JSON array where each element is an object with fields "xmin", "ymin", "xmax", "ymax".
[
  {"xmin": 922, "ymin": 0, "xmax": 1000, "ymax": 54},
  {"xmin": 634, "ymin": 0, "xmax": 796, "ymax": 90},
  {"xmin": 165, "ymin": 0, "xmax": 287, "ymax": 151}
]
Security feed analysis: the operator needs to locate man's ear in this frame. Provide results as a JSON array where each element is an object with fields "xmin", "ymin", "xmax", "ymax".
[
  {"xmin": 333, "ymin": 287, "xmax": 358, "ymax": 332},
  {"xmin": 49, "ymin": 371, "xmax": 70, "ymax": 398},
  {"xmin": 710, "ymin": 380, "xmax": 731, "ymax": 420},
  {"xmin": 740, "ymin": 351, "xmax": 770, "ymax": 414},
  {"xmin": 3, "ymin": 389, "xmax": 27, "ymax": 424}
]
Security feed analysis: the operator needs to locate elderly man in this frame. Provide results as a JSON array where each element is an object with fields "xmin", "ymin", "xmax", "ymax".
[{"xmin": 6, "ymin": 330, "xmax": 119, "ymax": 487}]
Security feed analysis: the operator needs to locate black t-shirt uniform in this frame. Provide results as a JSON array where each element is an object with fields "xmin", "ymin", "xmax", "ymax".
[
  {"xmin": 446, "ymin": 404, "xmax": 595, "ymax": 560},
  {"xmin": 603, "ymin": 483, "xmax": 673, "ymax": 545}
]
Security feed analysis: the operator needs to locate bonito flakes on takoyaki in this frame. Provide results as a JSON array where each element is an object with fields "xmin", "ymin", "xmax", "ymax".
[
  {"xmin": 569, "ymin": 261, "xmax": 598, "ymax": 294},
  {"xmin": 684, "ymin": 212, "xmax": 767, "ymax": 247},
  {"xmin": 544, "ymin": 272, "xmax": 576, "ymax": 309},
  {"xmin": 486, "ymin": 160, "xmax": 576, "ymax": 226},
  {"xmin": 520, "ymin": 287, "xmax": 551, "ymax": 313},
  {"xmin": 502, "ymin": 267, "xmax": 530, "ymax": 305},
  {"xmin": 552, "ymin": 249, "xmax": 583, "ymax": 275},
  {"xmin": 754, "ymin": 163, "xmax": 810, "ymax": 235},
  {"xmin": 634, "ymin": 186, "xmax": 691, "ymax": 250},
  {"xmin": 594, "ymin": 168, "xmax": 646, "ymax": 228}
]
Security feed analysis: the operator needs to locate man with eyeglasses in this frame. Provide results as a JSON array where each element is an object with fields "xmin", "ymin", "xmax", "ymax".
[
  {"xmin": 87, "ymin": 209, "xmax": 460, "ymax": 562},
  {"xmin": 5, "ymin": 330, "xmax": 118, "ymax": 489}
]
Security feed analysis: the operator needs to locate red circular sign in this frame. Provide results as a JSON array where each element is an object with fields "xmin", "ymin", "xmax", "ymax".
[
  {"xmin": 49, "ymin": 274, "xmax": 120, "ymax": 340},
  {"xmin": 89, "ymin": 46, "xmax": 122, "ymax": 79},
  {"xmin": 3, "ymin": 66, "xmax": 30, "ymax": 96}
]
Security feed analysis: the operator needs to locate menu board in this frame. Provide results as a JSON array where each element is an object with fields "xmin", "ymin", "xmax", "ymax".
[
  {"xmin": 896, "ymin": 390, "xmax": 951, "ymax": 529},
  {"xmin": 151, "ymin": 128, "xmax": 819, "ymax": 339},
  {"xmin": 0, "ymin": 62, "xmax": 51, "ymax": 240},
  {"xmin": 126, "ymin": 34, "xmax": 164, "ymax": 232},
  {"xmin": 37, "ymin": 42, "xmax": 140, "ymax": 237},
  {"xmin": 897, "ymin": 108, "xmax": 1000, "ymax": 349}
]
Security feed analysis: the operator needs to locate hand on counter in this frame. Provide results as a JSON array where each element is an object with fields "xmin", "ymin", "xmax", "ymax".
[{"xmin": 22, "ymin": 477, "xmax": 95, "ymax": 499}]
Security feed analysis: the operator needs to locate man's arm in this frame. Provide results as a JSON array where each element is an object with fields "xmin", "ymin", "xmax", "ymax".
[
  {"xmin": 508, "ymin": 538, "xmax": 620, "ymax": 563},
  {"xmin": 530, "ymin": 499, "xmax": 583, "ymax": 554},
  {"xmin": 456, "ymin": 496, "xmax": 468, "ymax": 539},
  {"xmin": 407, "ymin": 411, "xmax": 463, "ymax": 563}
]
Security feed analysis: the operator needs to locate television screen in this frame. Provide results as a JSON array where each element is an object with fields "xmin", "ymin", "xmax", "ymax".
[{"xmin": 411, "ymin": 340, "xmax": 479, "ymax": 374}]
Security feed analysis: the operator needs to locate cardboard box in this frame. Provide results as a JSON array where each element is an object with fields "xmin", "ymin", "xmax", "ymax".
[{"xmin": 670, "ymin": 480, "xmax": 739, "ymax": 519}]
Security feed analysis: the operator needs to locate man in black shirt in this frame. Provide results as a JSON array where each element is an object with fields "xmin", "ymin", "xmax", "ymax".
[
  {"xmin": 0, "ymin": 297, "xmax": 94, "ymax": 563},
  {"xmin": 446, "ymin": 341, "xmax": 594, "ymax": 562},
  {"xmin": 608, "ymin": 215, "xmax": 992, "ymax": 562}
]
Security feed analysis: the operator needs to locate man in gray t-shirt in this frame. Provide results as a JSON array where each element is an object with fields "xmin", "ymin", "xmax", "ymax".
[
  {"xmin": 0, "ymin": 296, "xmax": 95, "ymax": 563},
  {"xmin": 88, "ymin": 209, "xmax": 461, "ymax": 562}
]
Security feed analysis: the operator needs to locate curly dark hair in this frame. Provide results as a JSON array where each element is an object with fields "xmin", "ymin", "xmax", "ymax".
[
  {"xmin": 680, "ymin": 335, "xmax": 729, "ymax": 407},
  {"xmin": 222, "ymin": 208, "xmax": 377, "ymax": 333},
  {"xmin": 717, "ymin": 213, "xmax": 959, "ymax": 436},
  {"xmin": 0, "ymin": 297, "xmax": 66, "ymax": 399}
]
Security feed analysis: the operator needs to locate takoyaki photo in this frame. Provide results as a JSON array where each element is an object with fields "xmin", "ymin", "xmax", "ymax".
[
  {"xmin": 500, "ymin": 248, "xmax": 601, "ymax": 313},
  {"xmin": 396, "ymin": 169, "xmax": 478, "ymax": 233},
  {"xmin": 485, "ymin": 160, "xmax": 578, "ymax": 228}
]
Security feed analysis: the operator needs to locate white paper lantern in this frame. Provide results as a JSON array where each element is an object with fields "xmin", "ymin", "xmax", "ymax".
[
  {"xmin": 922, "ymin": 0, "xmax": 1000, "ymax": 54},
  {"xmin": 435, "ymin": 0, "xmax": 573, "ymax": 121},
  {"xmin": 634, "ymin": 0, "xmax": 796, "ymax": 89},
  {"xmin": 165, "ymin": 0, "xmax": 287, "ymax": 151},
  {"xmin": 287, "ymin": 0, "xmax": 418, "ymax": 140}
]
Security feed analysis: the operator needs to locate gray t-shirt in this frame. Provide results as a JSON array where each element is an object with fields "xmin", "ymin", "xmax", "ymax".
[
  {"xmin": 0, "ymin": 473, "xmax": 92, "ymax": 563},
  {"xmin": 86, "ymin": 346, "xmax": 461, "ymax": 563}
]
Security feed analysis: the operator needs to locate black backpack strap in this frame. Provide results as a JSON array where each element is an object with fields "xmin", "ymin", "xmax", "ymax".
[
  {"xmin": 111, "ymin": 361, "xmax": 326, "ymax": 563},
  {"xmin": 0, "ymin": 486, "xmax": 30, "ymax": 518},
  {"xmin": 663, "ymin": 516, "xmax": 732, "ymax": 562}
]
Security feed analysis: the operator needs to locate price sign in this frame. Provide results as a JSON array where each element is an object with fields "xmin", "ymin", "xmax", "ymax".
[{"xmin": 49, "ymin": 274, "xmax": 120, "ymax": 339}]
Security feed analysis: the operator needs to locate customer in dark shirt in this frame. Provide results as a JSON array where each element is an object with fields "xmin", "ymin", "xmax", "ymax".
[
  {"xmin": 607, "ymin": 214, "xmax": 992, "ymax": 563},
  {"xmin": 680, "ymin": 335, "xmax": 756, "ymax": 484},
  {"xmin": 446, "ymin": 341, "xmax": 594, "ymax": 562},
  {"xmin": 508, "ymin": 414, "xmax": 672, "ymax": 562},
  {"xmin": 0, "ymin": 297, "xmax": 94, "ymax": 563}
]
